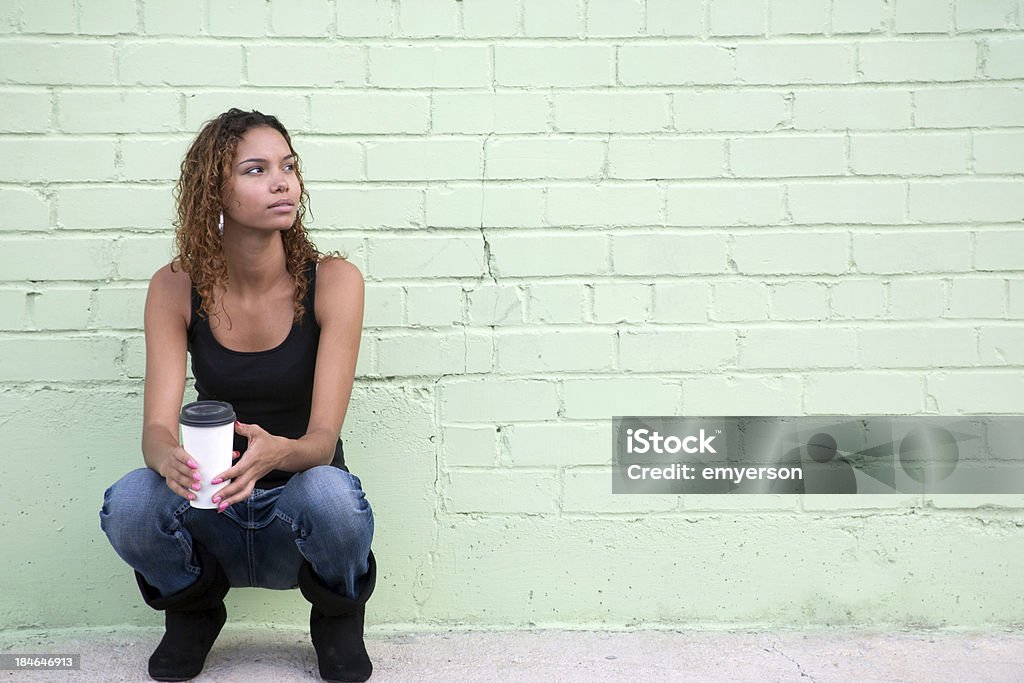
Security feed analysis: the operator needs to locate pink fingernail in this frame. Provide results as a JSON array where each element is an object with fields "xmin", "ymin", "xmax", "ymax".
[
  {"xmin": 193, "ymin": 473, "xmax": 201, "ymax": 482},
  {"xmin": 187, "ymin": 493, "xmax": 195, "ymax": 501},
  {"xmin": 212, "ymin": 495, "xmax": 221, "ymax": 504},
  {"xmin": 211, "ymin": 477, "xmax": 223, "ymax": 485},
  {"xmin": 191, "ymin": 483, "xmax": 201, "ymax": 491},
  {"xmin": 187, "ymin": 460, "xmax": 198, "ymax": 469},
  {"xmin": 218, "ymin": 502, "xmax": 228, "ymax": 511}
]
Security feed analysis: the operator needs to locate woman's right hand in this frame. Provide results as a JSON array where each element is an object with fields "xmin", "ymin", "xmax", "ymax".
[{"xmin": 159, "ymin": 445, "xmax": 201, "ymax": 501}]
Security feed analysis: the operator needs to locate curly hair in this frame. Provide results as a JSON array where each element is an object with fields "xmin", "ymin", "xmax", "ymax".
[{"xmin": 171, "ymin": 108, "xmax": 338, "ymax": 325}]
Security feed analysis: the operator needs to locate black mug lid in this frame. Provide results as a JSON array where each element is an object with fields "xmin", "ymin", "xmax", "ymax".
[{"xmin": 179, "ymin": 400, "xmax": 236, "ymax": 427}]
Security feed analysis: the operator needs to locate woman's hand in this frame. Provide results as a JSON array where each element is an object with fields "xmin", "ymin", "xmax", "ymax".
[
  {"xmin": 159, "ymin": 444, "xmax": 242, "ymax": 502},
  {"xmin": 210, "ymin": 421, "xmax": 287, "ymax": 512}
]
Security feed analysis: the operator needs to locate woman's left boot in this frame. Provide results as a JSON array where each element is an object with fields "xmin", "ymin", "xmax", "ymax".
[{"xmin": 297, "ymin": 551, "xmax": 376, "ymax": 682}]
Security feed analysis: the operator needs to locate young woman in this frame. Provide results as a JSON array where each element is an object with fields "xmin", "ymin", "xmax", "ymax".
[{"xmin": 100, "ymin": 109, "xmax": 375, "ymax": 683}]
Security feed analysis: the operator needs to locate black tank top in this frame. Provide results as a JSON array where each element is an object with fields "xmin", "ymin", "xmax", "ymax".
[{"xmin": 187, "ymin": 260, "xmax": 347, "ymax": 490}]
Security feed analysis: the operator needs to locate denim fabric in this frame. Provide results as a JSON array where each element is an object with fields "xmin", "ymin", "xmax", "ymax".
[{"xmin": 100, "ymin": 465, "xmax": 374, "ymax": 601}]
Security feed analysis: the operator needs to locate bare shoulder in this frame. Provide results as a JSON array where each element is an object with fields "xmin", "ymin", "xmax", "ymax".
[
  {"xmin": 147, "ymin": 262, "xmax": 191, "ymax": 324},
  {"xmin": 314, "ymin": 257, "xmax": 364, "ymax": 324}
]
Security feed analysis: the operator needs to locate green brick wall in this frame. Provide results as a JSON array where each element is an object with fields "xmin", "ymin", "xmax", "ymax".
[{"xmin": 1, "ymin": 0, "xmax": 1023, "ymax": 631}]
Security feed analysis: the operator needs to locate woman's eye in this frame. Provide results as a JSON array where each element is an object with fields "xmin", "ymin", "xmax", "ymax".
[
  {"xmin": 284, "ymin": 163, "xmax": 295, "ymax": 172},
  {"xmin": 244, "ymin": 167, "xmax": 263, "ymax": 175}
]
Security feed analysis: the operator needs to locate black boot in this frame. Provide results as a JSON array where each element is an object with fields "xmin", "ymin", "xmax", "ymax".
[
  {"xmin": 297, "ymin": 551, "xmax": 376, "ymax": 682},
  {"xmin": 135, "ymin": 542, "xmax": 230, "ymax": 682}
]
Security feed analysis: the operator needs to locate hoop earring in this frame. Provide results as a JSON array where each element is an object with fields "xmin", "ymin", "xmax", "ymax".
[{"xmin": 218, "ymin": 210, "xmax": 224, "ymax": 237}]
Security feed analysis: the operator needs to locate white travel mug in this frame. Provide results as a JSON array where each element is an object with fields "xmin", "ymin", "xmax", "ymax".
[{"xmin": 179, "ymin": 400, "xmax": 236, "ymax": 509}]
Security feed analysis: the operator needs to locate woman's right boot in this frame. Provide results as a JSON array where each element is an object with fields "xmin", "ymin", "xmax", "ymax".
[{"xmin": 134, "ymin": 541, "xmax": 230, "ymax": 682}]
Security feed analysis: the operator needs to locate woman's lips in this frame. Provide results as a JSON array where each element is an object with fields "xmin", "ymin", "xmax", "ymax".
[{"xmin": 269, "ymin": 202, "xmax": 294, "ymax": 212}]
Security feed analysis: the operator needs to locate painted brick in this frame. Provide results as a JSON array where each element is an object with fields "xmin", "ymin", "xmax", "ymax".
[
  {"xmin": 288, "ymin": 138, "xmax": 361, "ymax": 182},
  {"xmin": 1011, "ymin": 279, "xmax": 1024, "ymax": 318},
  {"xmin": 120, "ymin": 43, "xmax": 243, "ymax": 86},
  {"xmin": 311, "ymin": 187, "xmax": 423, "ymax": 229},
  {"xmin": 562, "ymin": 378, "xmax": 680, "ymax": 419},
  {"xmin": 888, "ymin": 278, "xmax": 947, "ymax": 319},
  {"xmin": 547, "ymin": 184, "xmax": 662, "ymax": 227},
  {"xmin": 895, "ymin": 0, "xmax": 953, "ymax": 33},
  {"xmin": 652, "ymin": 282, "xmax": 710, "ymax": 323},
  {"xmin": 0, "ymin": 188, "xmax": 49, "ymax": 231},
  {"xmin": 854, "ymin": 232, "xmax": 971, "ymax": 274},
  {"xmin": 93, "ymin": 286, "xmax": 147, "ymax": 330},
  {"xmin": 143, "ymin": 0, "xmax": 203, "ymax": 35},
  {"xmin": 955, "ymin": 0, "xmax": 1018, "ymax": 30},
  {"xmin": 929, "ymin": 373, "xmax": 1024, "ymax": 413},
  {"xmin": 712, "ymin": 280, "xmax": 770, "ymax": 321},
  {"xmin": 830, "ymin": 279, "xmax": 886, "ymax": 320},
  {"xmin": 789, "ymin": 181, "xmax": 905, "ymax": 224},
  {"xmin": 730, "ymin": 135, "xmax": 845, "ymax": 177},
  {"xmin": 666, "ymin": 183, "xmax": 786, "ymax": 226},
  {"xmin": 309, "ymin": 237, "xmax": 366, "ymax": 273},
  {"xmin": 336, "ymin": 0, "xmax": 393, "ymax": 37},
  {"xmin": 507, "ymin": 423, "xmax": 609, "ymax": 466},
  {"xmin": 673, "ymin": 90, "xmax": 788, "ymax": 132},
  {"xmin": 486, "ymin": 137, "xmax": 605, "ymax": 180},
  {"xmin": 527, "ymin": 283, "xmax": 585, "ymax": 323},
  {"xmin": 947, "ymin": 278, "xmax": 1006, "ymax": 318},
  {"xmin": 489, "ymin": 233, "xmax": 608, "ymax": 277},
  {"xmin": 366, "ymin": 139, "xmax": 482, "ymax": 181},
  {"xmin": 980, "ymin": 326, "xmax": 1024, "ymax": 365},
  {"xmin": 354, "ymin": 332, "xmax": 374, "ymax": 378},
  {"xmin": 736, "ymin": 44, "xmax": 856, "ymax": 84},
  {"xmin": 1, "ymin": 237, "xmax": 112, "ymax": 280},
  {"xmin": 363, "ymin": 284, "xmax": 403, "ymax": 327},
  {"xmin": 805, "ymin": 372, "xmax": 923, "ymax": 413},
  {"xmin": 770, "ymin": 281, "xmax": 829, "ymax": 321},
  {"xmin": 909, "ymin": 181, "xmax": 1024, "ymax": 223},
  {"xmin": 740, "ymin": 327, "xmax": 858, "ymax": 369},
  {"xmin": 619, "ymin": 44, "xmax": 734, "ymax": 85},
  {"xmin": 268, "ymin": 0, "xmax": 333, "ymax": 37},
  {"xmin": 186, "ymin": 91, "xmax": 309, "ymax": 131},
  {"xmin": 368, "ymin": 235, "xmax": 485, "ymax": 279},
  {"xmin": 378, "ymin": 331, "xmax": 491, "ymax": 376},
  {"xmin": 209, "ymin": 0, "xmax": 265, "ymax": 37},
  {"xmin": 441, "ymin": 379, "xmax": 559, "ymax": 422},
  {"xmin": 646, "ymin": 0, "xmax": 703, "ymax": 36},
  {"xmin": 792, "ymin": 89, "xmax": 913, "ymax": 130},
  {"xmin": 619, "ymin": 329, "xmax": 737, "ymax": 372},
  {"xmin": 406, "ymin": 284, "xmax": 464, "ymax": 327},
  {"xmin": 57, "ymin": 91, "xmax": 180, "ymax": 133},
  {"xmin": 974, "ymin": 131, "xmax": 1024, "ymax": 173},
  {"xmin": 29, "ymin": 288, "xmax": 91, "ymax": 330},
  {"xmin": 443, "ymin": 425, "xmax": 498, "ymax": 467},
  {"xmin": 976, "ymin": 230, "xmax": 1024, "ymax": 271},
  {"xmin": 915, "ymin": 87, "xmax": 1024, "ymax": 128},
  {"xmin": 0, "ymin": 42, "xmax": 115, "ymax": 85},
  {"xmin": 1, "ymin": 90, "xmax": 52, "ymax": 132},
  {"xmin": 555, "ymin": 92, "xmax": 669, "ymax": 133},
  {"xmin": 850, "ymin": 133, "xmax": 969, "ymax": 175},
  {"xmin": 498, "ymin": 45, "xmax": 613, "ymax": 86},
  {"xmin": 445, "ymin": 470, "xmax": 559, "ymax": 514},
  {"xmin": 435, "ymin": 93, "xmax": 548, "ymax": 134},
  {"xmin": 733, "ymin": 232, "xmax": 849, "ymax": 275},
  {"xmin": 592, "ymin": 283, "xmax": 651, "ymax": 323},
  {"xmin": 56, "ymin": 186, "xmax": 173, "ymax": 229},
  {"xmin": 860, "ymin": 41, "xmax": 977, "ymax": 82},
  {"xmin": 769, "ymin": 0, "xmax": 829, "ymax": 35},
  {"xmin": 20, "ymin": 0, "xmax": 75, "ymax": 33},
  {"xmin": 562, "ymin": 469, "xmax": 677, "ymax": 512},
  {"xmin": 831, "ymin": 0, "xmax": 885, "ymax": 33},
  {"xmin": 609, "ymin": 137, "xmax": 726, "ymax": 179},
  {"xmin": 859, "ymin": 326, "xmax": 977, "ymax": 367},
  {"xmin": 0, "ymin": 290, "xmax": 26, "ymax": 330},
  {"xmin": 587, "ymin": 0, "xmax": 645, "ymax": 37},
  {"xmin": 2, "ymin": 138, "xmax": 116, "ymax": 183},
  {"xmin": 682, "ymin": 375, "xmax": 804, "ymax": 414},
  {"xmin": 0, "ymin": 336, "xmax": 121, "ymax": 380},
  {"xmin": 426, "ymin": 184, "xmax": 546, "ymax": 229},
  {"xmin": 709, "ymin": 0, "xmax": 765, "ymax": 36},
  {"xmin": 248, "ymin": 45, "xmax": 363, "ymax": 87},
  {"xmin": 522, "ymin": 0, "xmax": 583, "ymax": 37},
  {"xmin": 79, "ymin": 0, "xmax": 136, "ymax": 33},
  {"xmin": 113, "ymin": 236, "xmax": 175, "ymax": 280},
  {"xmin": 370, "ymin": 46, "xmax": 491, "ymax": 88},
  {"xmin": 398, "ymin": 0, "xmax": 460, "ymax": 36},
  {"xmin": 123, "ymin": 334, "xmax": 146, "ymax": 379},
  {"xmin": 613, "ymin": 233, "xmax": 728, "ymax": 275},
  {"xmin": 986, "ymin": 38, "xmax": 1024, "ymax": 78},
  {"xmin": 496, "ymin": 329, "xmax": 615, "ymax": 373},
  {"xmin": 462, "ymin": 0, "xmax": 520, "ymax": 37},
  {"xmin": 466, "ymin": 284, "xmax": 525, "ymax": 326}
]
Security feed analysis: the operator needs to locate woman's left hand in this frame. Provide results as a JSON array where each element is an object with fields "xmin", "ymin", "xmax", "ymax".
[{"xmin": 211, "ymin": 421, "xmax": 286, "ymax": 512}]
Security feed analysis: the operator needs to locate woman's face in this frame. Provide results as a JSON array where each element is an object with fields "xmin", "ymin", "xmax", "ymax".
[{"xmin": 221, "ymin": 125, "xmax": 300, "ymax": 233}]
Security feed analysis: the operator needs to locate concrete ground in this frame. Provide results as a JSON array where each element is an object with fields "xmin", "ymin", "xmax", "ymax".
[{"xmin": 2, "ymin": 627, "xmax": 1024, "ymax": 682}]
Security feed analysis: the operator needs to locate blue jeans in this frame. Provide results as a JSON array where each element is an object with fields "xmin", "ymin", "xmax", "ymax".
[{"xmin": 100, "ymin": 466, "xmax": 374, "ymax": 601}]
